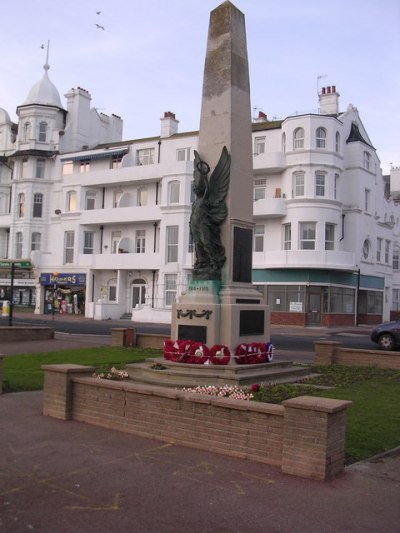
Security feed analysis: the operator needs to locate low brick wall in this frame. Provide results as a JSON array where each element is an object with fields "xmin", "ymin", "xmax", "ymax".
[
  {"xmin": 111, "ymin": 328, "xmax": 164, "ymax": 350},
  {"xmin": 42, "ymin": 364, "xmax": 351, "ymax": 481},
  {"xmin": 0, "ymin": 327, "xmax": 54, "ymax": 342},
  {"xmin": 314, "ymin": 341, "xmax": 400, "ymax": 369}
]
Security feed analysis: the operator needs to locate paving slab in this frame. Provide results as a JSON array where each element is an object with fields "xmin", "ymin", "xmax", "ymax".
[{"xmin": 0, "ymin": 391, "xmax": 399, "ymax": 532}]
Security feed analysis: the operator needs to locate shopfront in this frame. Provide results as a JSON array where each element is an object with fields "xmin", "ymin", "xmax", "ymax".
[{"xmin": 40, "ymin": 272, "xmax": 86, "ymax": 315}]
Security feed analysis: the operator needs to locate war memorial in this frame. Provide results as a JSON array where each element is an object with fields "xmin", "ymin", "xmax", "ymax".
[{"xmin": 41, "ymin": 2, "xmax": 352, "ymax": 481}]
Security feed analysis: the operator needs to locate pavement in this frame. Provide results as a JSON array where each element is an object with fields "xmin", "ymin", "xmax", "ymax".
[{"xmin": 1, "ymin": 317, "xmax": 399, "ymax": 531}]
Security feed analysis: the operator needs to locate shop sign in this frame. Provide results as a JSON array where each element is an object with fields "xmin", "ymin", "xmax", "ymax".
[
  {"xmin": 40, "ymin": 273, "xmax": 86, "ymax": 286},
  {"xmin": 0, "ymin": 260, "xmax": 32, "ymax": 269},
  {"xmin": 0, "ymin": 278, "xmax": 36, "ymax": 287}
]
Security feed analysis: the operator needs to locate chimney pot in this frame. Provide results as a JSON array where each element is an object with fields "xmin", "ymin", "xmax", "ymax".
[
  {"xmin": 327, "ymin": 86, "xmax": 331, "ymax": 93},
  {"xmin": 322, "ymin": 87, "xmax": 326, "ymax": 94},
  {"xmin": 332, "ymin": 86, "xmax": 336, "ymax": 93}
]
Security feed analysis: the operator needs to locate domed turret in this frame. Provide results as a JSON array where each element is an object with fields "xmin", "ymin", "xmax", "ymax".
[
  {"xmin": 21, "ymin": 61, "xmax": 64, "ymax": 110},
  {"xmin": 0, "ymin": 107, "xmax": 11, "ymax": 125}
]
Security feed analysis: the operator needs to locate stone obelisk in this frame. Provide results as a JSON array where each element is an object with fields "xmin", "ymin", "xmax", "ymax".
[{"xmin": 172, "ymin": 0, "xmax": 270, "ymax": 352}]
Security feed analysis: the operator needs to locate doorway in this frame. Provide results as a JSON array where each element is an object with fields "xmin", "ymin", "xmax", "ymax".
[
  {"xmin": 307, "ymin": 287, "xmax": 322, "ymax": 325},
  {"xmin": 131, "ymin": 278, "xmax": 146, "ymax": 309}
]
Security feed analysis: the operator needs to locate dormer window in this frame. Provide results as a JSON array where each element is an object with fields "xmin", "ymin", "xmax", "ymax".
[{"xmin": 38, "ymin": 122, "xmax": 47, "ymax": 142}]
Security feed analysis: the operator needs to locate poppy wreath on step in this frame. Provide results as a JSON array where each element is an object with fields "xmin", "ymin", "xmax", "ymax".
[
  {"xmin": 234, "ymin": 343, "xmax": 249, "ymax": 365},
  {"xmin": 247, "ymin": 343, "xmax": 262, "ymax": 364},
  {"xmin": 187, "ymin": 342, "xmax": 209, "ymax": 364},
  {"xmin": 163, "ymin": 339, "xmax": 176, "ymax": 361},
  {"xmin": 209, "ymin": 344, "xmax": 231, "ymax": 365}
]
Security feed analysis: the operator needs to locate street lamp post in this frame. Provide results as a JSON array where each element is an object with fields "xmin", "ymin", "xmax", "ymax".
[{"xmin": 52, "ymin": 272, "xmax": 58, "ymax": 320}]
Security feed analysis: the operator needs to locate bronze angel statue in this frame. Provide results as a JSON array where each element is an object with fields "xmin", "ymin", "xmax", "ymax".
[{"xmin": 190, "ymin": 146, "xmax": 231, "ymax": 280}]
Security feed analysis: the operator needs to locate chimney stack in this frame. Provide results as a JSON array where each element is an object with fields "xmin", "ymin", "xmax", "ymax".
[
  {"xmin": 319, "ymin": 86, "xmax": 340, "ymax": 115},
  {"xmin": 160, "ymin": 111, "xmax": 179, "ymax": 138}
]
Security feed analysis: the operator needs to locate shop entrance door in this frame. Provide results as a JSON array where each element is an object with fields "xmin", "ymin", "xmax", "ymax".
[{"xmin": 307, "ymin": 288, "xmax": 322, "ymax": 325}]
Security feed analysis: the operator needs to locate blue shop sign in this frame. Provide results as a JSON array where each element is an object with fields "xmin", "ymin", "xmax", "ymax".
[{"xmin": 40, "ymin": 273, "xmax": 86, "ymax": 286}]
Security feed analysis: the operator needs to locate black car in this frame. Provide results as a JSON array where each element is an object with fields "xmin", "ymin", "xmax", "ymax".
[{"xmin": 370, "ymin": 320, "xmax": 400, "ymax": 350}]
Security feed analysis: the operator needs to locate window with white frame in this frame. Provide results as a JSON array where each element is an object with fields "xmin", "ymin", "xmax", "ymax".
[
  {"xmin": 176, "ymin": 148, "xmax": 190, "ymax": 161},
  {"xmin": 254, "ymin": 136, "xmax": 266, "ymax": 155},
  {"xmin": 64, "ymin": 231, "xmax": 74, "ymax": 264},
  {"xmin": 294, "ymin": 173, "xmax": 305, "ymax": 197},
  {"xmin": 254, "ymin": 178, "xmax": 266, "ymax": 201},
  {"xmin": 325, "ymin": 223, "xmax": 335, "ymax": 250},
  {"xmin": 136, "ymin": 148, "xmax": 154, "ymax": 166},
  {"xmin": 135, "ymin": 229, "xmax": 146, "ymax": 253},
  {"xmin": 334, "ymin": 174, "xmax": 339, "ymax": 199},
  {"xmin": 293, "ymin": 128, "xmax": 304, "ymax": 150},
  {"xmin": 363, "ymin": 151, "xmax": 371, "ymax": 170},
  {"xmin": 392, "ymin": 289, "xmax": 400, "ymax": 311},
  {"xmin": 67, "ymin": 191, "xmax": 77, "ymax": 212},
  {"xmin": 254, "ymin": 225, "xmax": 264, "ymax": 252},
  {"xmin": 166, "ymin": 225, "xmax": 179, "ymax": 262},
  {"xmin": 62, "ymin": 162, "xmax": 73, "ymax": 175},
  {"xmin": 377, "ymin": 237, "xmax": 382, "ymax": 262},
  {"xmin": 111, "ymin": 154, "xmax": 123, "ymax": 169},
  {"xmin": 165, "ymin": 274, "xmax": 177, "ymax": 306},
  {"xmin": 283, "ymin": 223, "xmax": 291, "ymax": 250},
  {"xmin": 83, "ymin": 231, "xmax": 94, "ymax": 254},
  {"xmin": 18, "ymin": 193, "xmax": 25, "ymax": 217},
  {"xmin": 137, "ymin": 187, "xmax": 147, "ymax": 206},
  {"xmin": 316, "ymin": 127, "xmax": 326, "ymax": 148},
  {"xmin": 188, "ymin": 231, "xmax": 193, "ymax": 253},
  {"xmin": 38, "ymin": 122, "xmax": 47, "ymax": 142},
  {"xmin": 15, "ymin": 232, "xmax": 23, "ymax": 258},
  {"xmin": 33, "ymin": 193, "xmax": 43, "ymax": 218},
  {"xmin": 36, "ymin": 158, "xmax": 45, "ymax": 178},
  {"xmin": 281, "ymin": 132, "xmax": 286, "ymax": 152},
  {"xmin": 315, "ymin": 173, "xmax": 325, "ymax": 197},
  {"xmin": 335, "ymin": 131, "xmax": 340, "ymax": 153},
  {"xmin": 111, "ymin": 231, "xmax": 121, "ymax": 254},
  {"xmin": 80, "ymin": 161, "xmax": 90, "ymax": 173},
  {"xmin": 364, "ymin": 189, "xmax": 370, "ymax": 212},
  {"xmin": 85, "ymin": 190, "xmax": 96, "ymax": 210},
  {"xmin": 31, "ymin": 232, "xmax": 41, "ymax": 251},
  {"xmin": 21, "ymin": 158, "xmax": 28, "ymax": 179},
  {"xmin": 299, "ymin": 222, "xmax": 316, "ymax": 250},
  {"xmin": 23, "ymin": 122, "xmax": 30, "ymax": 141},
  {"xmin": 113, "ymin": 190, "xmax": 123, "ymax": 208},
  {"xmin": 393, "ymin": 247, "xmax": 399, "ymax": 270},
  {"xmin": 108, "ymin": 280, "xmax": 117, "ymax": 302},
  {"xmin": 385, "ymin": 240, "xmax": 391, "ymax": 264},
  {"xmin": 168, "ymin": 181, "xmax": 180, "ymax": 204}
]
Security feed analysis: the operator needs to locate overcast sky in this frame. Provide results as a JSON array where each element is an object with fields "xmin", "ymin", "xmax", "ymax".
[{"xmin": 1, "ymin": 0, "xmax": 399, "ymax": 173}]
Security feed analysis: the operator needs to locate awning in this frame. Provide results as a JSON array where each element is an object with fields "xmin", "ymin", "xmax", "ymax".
[{"xmin": 61, "ymin": 148, "xmax": 129, "ymax": 162}]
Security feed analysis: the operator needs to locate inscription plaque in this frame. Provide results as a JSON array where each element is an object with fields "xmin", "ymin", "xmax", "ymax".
[
  {"xmin": 178, "ymin": 324, "xmax": 207, "ymax": 343},
  {"xmin": 239, "ymin": 310, "xmax": 264, "ymax": 336},
  {"xmin": 233, "ymin": 227, "xmax": 252, "ymax": 283}
]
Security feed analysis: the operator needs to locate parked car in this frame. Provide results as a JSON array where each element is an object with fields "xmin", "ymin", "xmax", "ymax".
[{"xmin": 370, "ymin": 320, "xmax": 400, "ymax": 350}]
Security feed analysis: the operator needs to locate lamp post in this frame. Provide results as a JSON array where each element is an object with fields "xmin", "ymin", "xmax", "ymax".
[
  {"xmin": 355, "ymin": 268, "xmax": 361, "ymax": 326},
  {"xmin": 52, "ymin": 272, "xmax": 58, "ymax": 320}
]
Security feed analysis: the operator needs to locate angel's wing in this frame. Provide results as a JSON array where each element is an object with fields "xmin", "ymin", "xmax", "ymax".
[{"xmin": 207, "ymin": 146, "xmax": 231, "ymax": 222}]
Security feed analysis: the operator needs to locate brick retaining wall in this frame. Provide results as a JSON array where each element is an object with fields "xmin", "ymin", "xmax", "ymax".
[
  {"xmin": 0, "ymin": 327, "xmax": 54, "ymax": 342},
  {"xmin": 42, "ymin": 364, "xmax": 351, "ymax": 481},
  {"xmin": 314, "ymin": 342, "xmax": 400, "ymax": 369}
]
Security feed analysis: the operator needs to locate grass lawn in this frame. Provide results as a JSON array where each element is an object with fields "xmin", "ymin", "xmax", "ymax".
[
  {"xmin": 2, "ymin": 346, "xmax": 162, "ymax": 392},
  {"xmin": 2, "ymin": 351, "xmax": 399, "ymax": 464}
]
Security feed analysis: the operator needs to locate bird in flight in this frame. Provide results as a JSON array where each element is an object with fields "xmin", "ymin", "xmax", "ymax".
[
  {"xmin": 95, "ymin": 23, "xmax": 105, "ymax": 30},
  {"xmin": 96, "ymin": 11, "xmax": 101, "ymax": 14}
]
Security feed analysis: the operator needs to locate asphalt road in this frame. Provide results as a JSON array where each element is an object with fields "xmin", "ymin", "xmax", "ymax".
[{"xmin": 0, "ymin": 313, "xmax": 378, "ymax": 358}]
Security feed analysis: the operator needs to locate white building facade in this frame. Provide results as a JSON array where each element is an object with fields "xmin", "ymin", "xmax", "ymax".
[{"xmin": 0, "ymin": 69, "xmax": 399, "ymax": 327}]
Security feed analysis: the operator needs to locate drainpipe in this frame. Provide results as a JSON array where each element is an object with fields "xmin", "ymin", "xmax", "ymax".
[
  {"xmin": 102, "ymin": 187, "xmax": 105, "ymax": 208},
  {"xmin": 100, "ymin": 225, "xmax": 104, "ymax": 253},
  {"xmin": 153, "ymin": 221, "xmax": 158, "ymax": 252},
  {"xmin": 157, "ymin": 139, "xmax": 161, "ymax": 163},
  {"xmin": 152, "ymin": 270, "xmax": 156, "ymax": 308}
]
